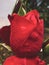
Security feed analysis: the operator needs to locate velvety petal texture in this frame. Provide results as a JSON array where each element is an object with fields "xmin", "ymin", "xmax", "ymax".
[
  {"xmin": 8, "ymin": 10, "xmax": 44, "ymax": 56},
  {"xmin": 3, "ymin": 56, "xmax": 46, "ymax": 65},
  {"xmin": 0, "ymin": 9, "xmax": 46, "ymax": 65},
  {"xmin": 0, "ymin": 26, "xmax": 10, "ymax": 45}
]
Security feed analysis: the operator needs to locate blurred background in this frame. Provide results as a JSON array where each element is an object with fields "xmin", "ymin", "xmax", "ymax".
[
  {"xmin": 0, "ymin": 0, "xmax": 49, "ymax": 65},
  {"xmin": 0, "ymin": 0, "xmax": 18, "ymax": 28}
]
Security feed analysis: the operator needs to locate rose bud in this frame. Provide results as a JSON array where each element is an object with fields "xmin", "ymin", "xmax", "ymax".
[{"xmin": 8, "ymin": 10, "xmax": 44, "ymax": 57}]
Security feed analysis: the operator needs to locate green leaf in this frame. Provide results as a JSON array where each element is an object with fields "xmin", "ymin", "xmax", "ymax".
[
  {"xmin": 47, "ymin": 64, "xmax": 49, "ymax": 65},
  {"xmin": 18, "ymin": 5, "xmax": 26, "ymax": 16},
  {"xmin": 0, "ymin": 43, "xmax": 12, "ymax": 51},
  {"xmin": 44, "ymin": 44, "xmax": 49, "ymax": 56},
  {"xmin": 0, "ymin": 64, "xmax": 2, "ymax": 65}
]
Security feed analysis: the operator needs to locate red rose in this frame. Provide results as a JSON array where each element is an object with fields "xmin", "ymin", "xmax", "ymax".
[
  {"xmin": 3, "ymin": 56, "xmax": 46, "ymax": 65},
  {"xmin": 0, "ymin": 26, "xmax": 10, "ymax": 45},
  {"xmin": 36, "ymin": 56, "xmax": 46, "ymax": 65},
  {"xmin": 8, "ymin": 10, "xmax": 44, "ymax": 57}
]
